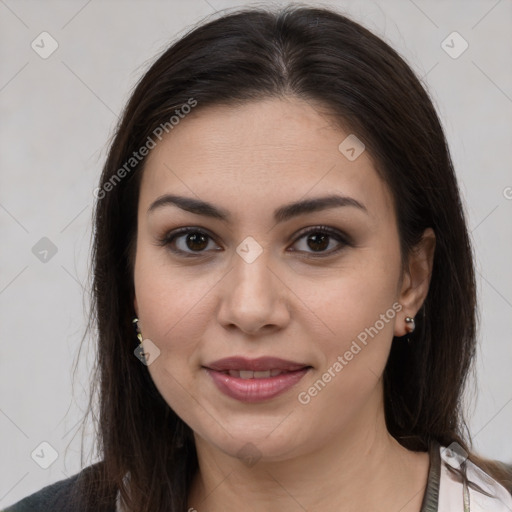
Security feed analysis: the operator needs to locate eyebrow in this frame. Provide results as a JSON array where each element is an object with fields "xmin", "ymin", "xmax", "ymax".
[{"xmin": 147, "ymin": 193, "xmax": 367, "ymax": 223}]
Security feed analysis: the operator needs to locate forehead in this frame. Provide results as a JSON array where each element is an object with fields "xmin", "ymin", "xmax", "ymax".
[{"xmin": 139, "ymin": 97, "xmax": 395, "ymax": 224}]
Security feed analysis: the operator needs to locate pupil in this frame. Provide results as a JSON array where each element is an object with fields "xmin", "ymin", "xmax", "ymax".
[
  {"xmin": 308, "ymin": 233, "xmax": 328, "ymax": 251},
  {"xmin": 187, "ymin": 232, "xmax": 208, "ymax": 251}
]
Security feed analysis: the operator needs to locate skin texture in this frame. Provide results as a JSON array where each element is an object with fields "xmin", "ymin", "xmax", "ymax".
[{"xmin": 133, "ymin": 97, "xmax": 436, "ymax": 511}]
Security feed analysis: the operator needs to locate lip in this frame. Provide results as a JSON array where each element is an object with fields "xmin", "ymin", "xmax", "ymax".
[
  {"xmin": 204, "ymin": 356, "xmax": 309, "ymax": 372},
  {"xmin": 203, "ymin": 356, "xmax": 312, "ymax": 403}
]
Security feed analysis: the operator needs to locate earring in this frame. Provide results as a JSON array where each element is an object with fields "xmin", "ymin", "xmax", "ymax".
[
  {"xmin": 405, "ymin": 316, "xmax": 416, "ymax": 334},
  {"xmin": 133, "ymin": 317, "xmax": 149, "ymax": 364},
  {"xmin": 132, "ymin": 317, "xmax": 143, "ymax": 343}
]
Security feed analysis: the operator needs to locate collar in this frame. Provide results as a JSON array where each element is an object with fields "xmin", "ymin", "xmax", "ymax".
[
  {"xmin": 420, "ymin": 440, "xmax": 441, "ymax": 512},
  {"xmin": 420, "ymin": 441, "xmax": 512, "ymax": 512}
]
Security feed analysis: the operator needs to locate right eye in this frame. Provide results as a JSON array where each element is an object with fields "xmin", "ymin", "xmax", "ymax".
[{"xmin": 157, "ymin": 227, "xmax": 222, "ymax": 257}]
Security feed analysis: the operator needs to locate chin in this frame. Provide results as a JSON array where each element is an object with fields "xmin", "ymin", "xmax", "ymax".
[{"xmin": 200, "ymin": 425, "xmax": 308, "ymax": 465}]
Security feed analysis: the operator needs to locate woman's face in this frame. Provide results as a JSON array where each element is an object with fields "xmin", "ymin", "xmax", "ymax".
[{"xmin": 133, "ymin": 97, "xmax": 417, "ymax": 462}]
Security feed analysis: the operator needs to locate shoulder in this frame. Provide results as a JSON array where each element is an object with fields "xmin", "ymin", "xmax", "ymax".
[
  {"xmin": 3, "ymin": 471, "xmax": 81, "ymax": 512},
  {"xmin": 2, "ymin": 462, "xmax": 116, "ymax": 512},
  {"xmin": 438, "ymin": 445, "xmax": 512, "ymax": 511}
]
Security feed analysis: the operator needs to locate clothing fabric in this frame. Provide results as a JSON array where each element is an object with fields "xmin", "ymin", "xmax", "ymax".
[
  {"xmin": 2, "ymin": 464, "xmax": 102, "ymax": 512},
  {"xmin": 420, "ymin": 442, "xmax": 512, "ymax": 511},
  {"xmin": 4, "ymin": 444, "xmax": 511, "ymax": 511}
]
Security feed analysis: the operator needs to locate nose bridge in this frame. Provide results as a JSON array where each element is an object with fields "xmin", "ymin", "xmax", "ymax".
[
  {"xmin": 230, "ymin": 243, "xmax": 275, "ymax": 305},
  {"xmin": 217, "ymin": 241, "xmax": 289, "ymax": 333}
]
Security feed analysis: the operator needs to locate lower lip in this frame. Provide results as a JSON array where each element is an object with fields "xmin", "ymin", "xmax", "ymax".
[{"xmin": 204, "ymin": 368, "xmax": 310, "ymax": 403}]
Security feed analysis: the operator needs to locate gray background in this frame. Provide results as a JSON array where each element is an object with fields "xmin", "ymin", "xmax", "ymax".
[{"xmin": 1, "ymin": 0, "xmax": 511, "ymax": 507}]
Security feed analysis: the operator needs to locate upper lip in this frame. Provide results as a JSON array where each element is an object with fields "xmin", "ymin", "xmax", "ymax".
[{"xmin": 204, "ymin": 356, "xmax": 310, "ymax": 372}]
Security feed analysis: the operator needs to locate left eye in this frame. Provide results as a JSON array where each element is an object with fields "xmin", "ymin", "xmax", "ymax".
[
  {"xmin": 291, "ymin": 227, "xmax": 348, "ymax": 256},
  {"xmin": 158, "ymin": 226, "xmax": 348, "ymax": 257}
]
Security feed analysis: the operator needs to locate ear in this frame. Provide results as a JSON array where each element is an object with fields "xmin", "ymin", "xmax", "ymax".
[{"xmin": 394, "ymin": 228, "xmax": 436, "ymax": 337}]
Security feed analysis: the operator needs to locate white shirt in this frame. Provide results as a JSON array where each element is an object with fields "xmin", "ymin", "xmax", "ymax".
[{"xmin": 434, "ymin": 444, "xmax": 512, "ymax": 511}]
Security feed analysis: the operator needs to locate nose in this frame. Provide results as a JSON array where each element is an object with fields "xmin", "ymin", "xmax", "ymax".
[{"xmin": 216, "ymin": 250, "xmax": 291, "ymax": 336}]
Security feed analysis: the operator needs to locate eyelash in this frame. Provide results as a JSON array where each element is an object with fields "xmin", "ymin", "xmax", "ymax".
[{"xmin": 156, "ymin": 225, "xmax": 351, "ymax": 259}]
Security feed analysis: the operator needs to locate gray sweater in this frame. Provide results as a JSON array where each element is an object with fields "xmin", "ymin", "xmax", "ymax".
[{"xmin": 2, "ymin": 463, "xmax": 116, "ymax": 512}]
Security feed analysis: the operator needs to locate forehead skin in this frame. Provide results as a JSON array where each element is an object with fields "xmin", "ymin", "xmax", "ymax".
[{"xmin": 138, "ymin": 96, "xmax": 396, "ymax": 242}]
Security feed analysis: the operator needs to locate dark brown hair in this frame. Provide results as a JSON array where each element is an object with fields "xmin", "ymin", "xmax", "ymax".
[{"xmin": 75, "ymin": 4, "xmax": 511, "ymax": 510}]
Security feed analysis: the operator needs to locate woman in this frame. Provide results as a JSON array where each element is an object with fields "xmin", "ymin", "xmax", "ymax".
[{"xmin": 5, "ymin": 4, "xmax": 512, "ymax": 512}]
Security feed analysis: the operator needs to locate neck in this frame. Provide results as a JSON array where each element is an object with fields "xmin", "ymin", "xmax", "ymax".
[{"xmin": 188, "ymin": 388, "xmax": 430, "ymax": 512}]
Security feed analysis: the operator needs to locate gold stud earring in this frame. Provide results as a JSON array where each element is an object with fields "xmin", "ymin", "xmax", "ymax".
[
  {"xmin": 132, "ymin": 317, "xmax": 143, "ymax": 343},
  {"xmin": 132, "ymin": 317, "xmax": 149, "ymax": 364}
]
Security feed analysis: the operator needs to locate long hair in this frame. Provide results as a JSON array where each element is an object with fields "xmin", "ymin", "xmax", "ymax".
[{"xmin": 75, "ymin": 4, "xmax": 511, "ymax": 510}]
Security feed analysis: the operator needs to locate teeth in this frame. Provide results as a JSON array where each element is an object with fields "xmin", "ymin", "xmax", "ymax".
[
  {"xmin": 254, "ymin": 370, "xmax": 271, "ymax": 378},
  {"xmin": 226, "ymin": 369, "xmax": 286, "ymax": 379}
]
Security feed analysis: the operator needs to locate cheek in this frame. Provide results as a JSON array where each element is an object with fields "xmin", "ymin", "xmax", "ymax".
[
  {"xmin": 293, "ymin": 271, "xmax": 400, "ymax": 432},
  {"xmin": 132, "ymin": 244, "xmax": 212, "ymax": 365},
  {"xmin": 293, "ymin": 245, "xmax": 401, "ymax": 391},
  {"xmin": 295, "ymin": 249, "xmax": 400, "ymax": 341},
  {"xmin": 132, "ymin": 239, "xmax": 242, "ymax": 421},
  {"xmin": 133, "ymin": 252, "xmax": 212, "ymax": 419}
]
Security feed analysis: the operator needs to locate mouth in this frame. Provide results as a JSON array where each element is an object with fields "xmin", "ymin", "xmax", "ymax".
[{"xmin": 202, "ymin": 356, "xmax": 313, "ymax": 402}]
